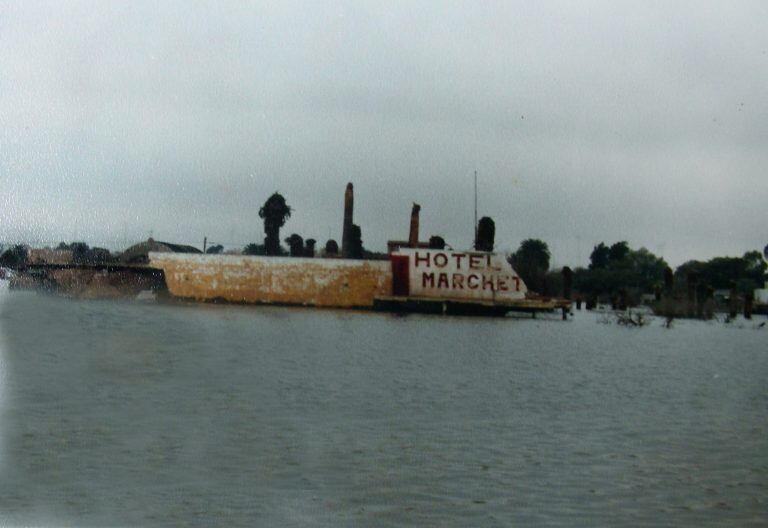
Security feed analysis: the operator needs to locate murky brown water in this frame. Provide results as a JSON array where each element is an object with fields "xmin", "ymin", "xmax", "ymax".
[{"xmin": 0, "ymin": 292, "xmax": 766, "ymax": 526}]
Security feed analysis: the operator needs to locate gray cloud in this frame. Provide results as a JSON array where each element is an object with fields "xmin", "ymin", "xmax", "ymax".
[{"xmin": 1, "ymin": 0, "xmax": 766, "ymax": 267}]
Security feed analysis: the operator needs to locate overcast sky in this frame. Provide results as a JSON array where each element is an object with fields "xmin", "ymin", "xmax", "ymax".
[{"xmin": 1, "ymin": 1, "xmax": 766, "ymax": 267}]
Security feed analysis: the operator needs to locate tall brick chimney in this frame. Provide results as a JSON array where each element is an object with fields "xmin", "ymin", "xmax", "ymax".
[
  {"xmin": 408, "ymin": 203, "xmax": 421, "ymax": 247},
  {"xmin": 341, "ymin": 183, "xmax": 354, "ymax": 258}
]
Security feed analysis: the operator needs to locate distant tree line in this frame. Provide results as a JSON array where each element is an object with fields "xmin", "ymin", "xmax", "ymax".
[
  {"xmin": 504, "ymin": 236, "xmax": 766, "ymax": 307},
  {"xmin": 0, "ymin": 242, "xmax": 116, "ymax": 268},
  {"xmin": 0, "ymin": 245, "xmax": 28, "ymax": 268},
  {"xmin": 573, "ymin": 241, "xmax": 669, "ymax": 302},
  {"xmin": 675, "ymin": 251, "xmax": 765, "ymax": 295},
  {"xmin": 56, "ymin": 242, "xmax": 114, "ymax": 264}
]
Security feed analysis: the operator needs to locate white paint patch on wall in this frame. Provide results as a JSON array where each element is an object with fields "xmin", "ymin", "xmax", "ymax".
[{"xmin": 393, "ymin": 248, "xmax": 528, "ymax": 302}]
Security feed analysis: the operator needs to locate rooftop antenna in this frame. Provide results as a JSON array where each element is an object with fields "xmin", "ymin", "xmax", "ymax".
[{"xmin": 474, "ymin": 170, "xmax": 478, "ymax": 248}]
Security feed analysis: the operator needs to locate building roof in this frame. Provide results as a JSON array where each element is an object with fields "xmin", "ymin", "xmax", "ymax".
[{"xmin": 120, "ymin": 238, "xmax": 201, "ymax": 264}]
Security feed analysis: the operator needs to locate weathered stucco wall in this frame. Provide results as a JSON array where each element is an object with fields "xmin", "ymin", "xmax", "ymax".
[{"xmin": 150, "ymin": 253, "xmax": 392, "ymax": 308}]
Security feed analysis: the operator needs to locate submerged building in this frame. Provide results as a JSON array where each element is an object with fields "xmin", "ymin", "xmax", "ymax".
[{"xmin": 146, "ymin": 184, "xmax": 569, "ymax": 316}]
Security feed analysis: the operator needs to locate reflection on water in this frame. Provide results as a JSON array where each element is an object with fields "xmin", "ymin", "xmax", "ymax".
[{"xmin": 0, "ymin": 292, "xmax": 766, "ymax": 527}]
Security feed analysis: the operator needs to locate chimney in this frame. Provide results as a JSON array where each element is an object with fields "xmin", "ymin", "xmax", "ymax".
[
  {"xmin": 341, "ymin": 183, "xmax": 354, "ymax": 258},
  {"xmin": 408, "ymin": 203, "xmax": 421, "ymax": 247}
]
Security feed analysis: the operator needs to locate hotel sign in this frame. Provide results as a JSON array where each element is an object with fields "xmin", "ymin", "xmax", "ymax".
[{"xmin": 391, "ymin": 248, "xmax": 527, "ymax": 301}]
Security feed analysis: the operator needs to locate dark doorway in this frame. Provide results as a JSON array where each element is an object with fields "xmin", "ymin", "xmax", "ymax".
[{"xmin": 390, "ymin": 255, "xmax": 410, "ymax": 296}]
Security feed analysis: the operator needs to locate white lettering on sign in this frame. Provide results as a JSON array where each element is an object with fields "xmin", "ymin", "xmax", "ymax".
[{"xmin": 394, "ymin": 248, "xmax": 527, "ymax": 301}]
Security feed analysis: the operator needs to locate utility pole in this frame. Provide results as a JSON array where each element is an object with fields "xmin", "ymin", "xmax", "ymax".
[{"xmin": 203, "ymin": 236, "xmax": 207, "ymax": 253}]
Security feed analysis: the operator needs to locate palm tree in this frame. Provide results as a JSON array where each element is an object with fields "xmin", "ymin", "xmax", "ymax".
[{"xmin": 259, "ymin": 193, "xmax": 291, "ymax": 256}]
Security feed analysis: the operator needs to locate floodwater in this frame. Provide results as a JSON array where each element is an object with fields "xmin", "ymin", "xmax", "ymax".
[{"xmin": 0, "ymin": 292, "xmax": 765, "ymax": 527}]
